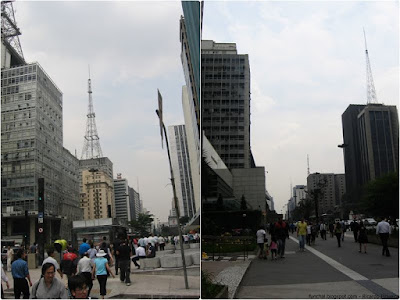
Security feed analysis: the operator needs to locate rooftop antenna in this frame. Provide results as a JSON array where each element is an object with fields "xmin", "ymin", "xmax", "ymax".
[
  {"xmin": 307, "ymin": 154, "xmax": 310, "ymax": 176},
  {"xmin": 81, "ymin": 66, "xmax": 103, "ymax": 159},
  {"xmin": 363, "ymin": 28, "xmax": 378, "ymax": 104}
]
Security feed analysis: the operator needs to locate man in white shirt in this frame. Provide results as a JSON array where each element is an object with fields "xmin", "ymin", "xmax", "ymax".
[
  {"xmin": 256, "ymin": 226, "xmax": 266, "ymax": 259},
  {"xmin": 376, "ymin": 218, "xmax": 391, "ymax": 257},
  {"xmin": 132, "ymin": 246, "xmax": 146, "ymax": 269},
  {"xmin": 158, "ymin": 236, "xmax": 165, "ymax": 251},
  {"xmin": 77, "ymin": 252, "xmax": 93, "ymax": 297},
  {"xmin": 42, "ymin": 248, "xmax": 63, "ymax": 278}
]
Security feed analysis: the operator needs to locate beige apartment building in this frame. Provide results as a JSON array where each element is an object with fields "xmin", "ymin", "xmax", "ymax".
[{"xmin": 81, "ymin": 169, "xmax": 115, "ymax": 220}]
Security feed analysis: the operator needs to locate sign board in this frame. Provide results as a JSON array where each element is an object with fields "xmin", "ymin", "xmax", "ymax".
[
  {"xmin": 38, "ymin": 217, "xmax": 43, "ymax": 224},
  {"xmin": 38, "ymin": 212, "xmax": 43, "ymax": 218},
  {"xmin": 38, "ymin": 228, "xmax": 43, "ymax": 233}
]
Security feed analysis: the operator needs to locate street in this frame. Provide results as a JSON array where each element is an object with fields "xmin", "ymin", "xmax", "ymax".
[{"xmin": 236, "ymin": 231, "xmax": 398, "ymax": 299}]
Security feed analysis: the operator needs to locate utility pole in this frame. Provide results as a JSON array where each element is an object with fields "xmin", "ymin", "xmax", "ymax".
[{"xmin": 156, "ymin": 90, "xmax": 189, "ymax": 289}]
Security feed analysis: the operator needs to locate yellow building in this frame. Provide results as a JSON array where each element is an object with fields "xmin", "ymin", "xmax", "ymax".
[{"xmin": 80, "ymin": 169, "xmax": 115, "ymax": 220}]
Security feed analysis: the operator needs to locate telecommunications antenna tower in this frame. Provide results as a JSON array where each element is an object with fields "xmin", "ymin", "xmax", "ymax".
[
  {"xmin": 1, "ymin": 1, "xmax": 25, "ymax": 62},
  {"xmin": 363, "ymin": 28, "xmax": 378, "ymax": 104},
  {"xmin": 81, "ymin": 67, "xmax": 103, "ymax": 159}
]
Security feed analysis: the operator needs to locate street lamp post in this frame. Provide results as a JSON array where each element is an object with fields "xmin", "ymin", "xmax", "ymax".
[{"xmin": 155, "ymin": 108, "xmax": 189, "ymax": 289}]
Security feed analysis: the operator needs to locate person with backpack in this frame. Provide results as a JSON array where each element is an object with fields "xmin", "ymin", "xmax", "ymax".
[
  {"xmin": 99, "ymin": 237, "xmax": 114, "ymax": 266},
  {"xmin": 60, "ymin": 248, "xmax": 78, "ymax": 279},
  {"xmin": 334, "ymin": 221, "xmax": 343, "ymax": 247},
  {"xmin": 30, "ymin": 263, "xmax": 68, "ymax": 299}
]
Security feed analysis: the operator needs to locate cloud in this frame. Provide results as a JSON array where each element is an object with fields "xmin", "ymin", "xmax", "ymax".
[
  {"xmin": 203, "ymin": 1, "xmax": 398, "ymax": 213},
  {"xmin": 14, "ymin": 1, "xmax": 185, "ymax": 222}
]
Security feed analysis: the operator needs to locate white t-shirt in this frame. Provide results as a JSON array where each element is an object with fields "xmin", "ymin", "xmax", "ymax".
[
  {"xmin": 42, "ymin": 256, "xmax": 60, "ymax": 271},
  {"xmin": 307, "ymin": 225, "xmax": 312, "ymax": 234},
  {"xmin": 158, "ymin": 237, "xmax": 165, "ymax": 244},
  {"xmin": 135, "ymin": 246, "xmax": 146, "ymax": 257},
  {"xmin": 256, "ymin": 229, "xmax": 266, "ymax": 244}
]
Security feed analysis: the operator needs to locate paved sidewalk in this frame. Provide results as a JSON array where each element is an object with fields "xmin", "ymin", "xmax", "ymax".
[
  {"xmin": 3, "ymin": 265, "xmax": 200, "ymax": 299},
  {"xmin": 202, "ymin": 259, "xmax": 253, "ymax": 298}
]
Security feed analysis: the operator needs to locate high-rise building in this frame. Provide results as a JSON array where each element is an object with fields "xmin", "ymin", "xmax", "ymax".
[
  {"xmin": 293, "ymin": 185, "xmax": 307, "ymax": 207},
  {"xmin": 180, "ymin": 2, "xmax": 201, "ymax": 218},
  {"xmin": 168, "ymin": 125, "xmax": 196, "ymax": 219},
  {"xmin": 341, "ymin": 104, "xmax": 399, "ymax": 204},
  {"xmin": 201, "ymin": 40, "xmax": 251, "ymax": 169},
  {"xmin": 128, "ymin": 187, "xmax": 140, "ymax": 221},
  {"xmin": 358, "ymin": 104, "xmax": 399, "ymax": 184},
  {"xmin": 1, "ymin": 62, "xmax": 83, "ymax": 243},
  {"xmin": 81, "ymin": 169, "xmax": 115, "ymax": 220},
  {"xmin": 113, "ymin": 174, "xmax": 130, "ymax": 224},
  {"xmin": 307, "ymin": 173, "xmax": 346, "ymax": 216}
]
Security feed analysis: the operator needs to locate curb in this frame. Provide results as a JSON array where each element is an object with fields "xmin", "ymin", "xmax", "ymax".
[{"xmin": 232, "ymin": 259, "xmax": 253, "ymax": 299}]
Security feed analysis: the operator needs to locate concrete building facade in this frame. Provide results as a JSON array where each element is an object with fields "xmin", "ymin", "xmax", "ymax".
[
  {"xmin": 168, "ymin": 125, "xmax": 196, "ymax": 219},
  {"xmin": 80, "ymin": 169, "xmax": 115, "ymax": 220},
  {"xmin": 201, "ymin": 40, "xmax": 251, "ymax": 169},
  {"xmin": 1, "ymin": 62, "xmax": 83, "ymax": 243},
  {"xmin": 113, "ymin": 175, "xmax": 130, "ymax": 224},
  {"xmin": 307, "ymin": 173, "xmax": 346, "ymax": 216},
  {"xmin": 128, "ymin": 187, "xmax": 140, "ymax": 221}
]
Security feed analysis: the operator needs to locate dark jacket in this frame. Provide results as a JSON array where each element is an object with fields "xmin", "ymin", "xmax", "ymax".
[{"xmin": 274, "ymin": 221, "xmax": 289, "ymax": 240}]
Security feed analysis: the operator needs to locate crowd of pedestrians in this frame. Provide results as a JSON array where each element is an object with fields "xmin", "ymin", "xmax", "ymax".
[
  {"xmin": 1, "ymin": 231, "xmax": 200, "ymax": 299},
  {"xmin": 255, "ymin": 216, "xmax": 395, "ymax": 261}
]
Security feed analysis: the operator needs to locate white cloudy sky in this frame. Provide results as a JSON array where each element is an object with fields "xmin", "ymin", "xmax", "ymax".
[
  {"xmin": 14, "ymin": 1, "xmax": 186, "ymax": 222},
  {"xmin": 202, "ymin": 1, "xmax": 399, "ymax": 214}
]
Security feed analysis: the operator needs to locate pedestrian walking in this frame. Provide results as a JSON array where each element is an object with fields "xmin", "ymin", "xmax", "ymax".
[
  {"xmin": 334, "ymin": 221, "xmax": 343, "ymax": 247},
  {"xmin": 256, "ymin": 226, "xmax": 267, "ymax": 259},
  {"xmin": 68, "ymin": 274, "xmax": 89, "ymax": 299},
  {"xmin": 87, "ymin": 242, "xmax": 97, "ymax": 265},
  {"xmin": 78, "ymin": 238, "xmax": 90, "ymax": 257},
  {"xmin": 341, "ymin": 220, "xmax": 346, "ymax": 242},
  {"xmin": 77, "ymin": 252, "xmax": 93, "ymax": 297},
  {"xmin": 274, "ymin": 218, "xmax": 289, "ymax": 258},
  {"xmin": 320, "ymin": 222, "xmax": 327, "ymax": 240},
  {"xmin": 159, "ymin": 236, "xmax": 166, "ymax": 251},
  {"xmin": 1, "ymin": 263, "xmax": 10, "ymax": 299},
  {"xmin": 61, "ymin": 247, "xmax": 78, "ymax": 279},
  {"xmin": 350, "ymin": 219, "xmax": 360, "ymax": 242},
  {"xmin": 11, "ymin": 249, "xmax": 32, "ymax": 299},
  {"xmin": 297, "ymin": 219, "xmax": 307, "ymax": 252},
  {"xmin": 92, "ymin": 249, "xmax": 115, "ymax": 299},
  {"xmin": 358, "ymin": 223, "xmax": 368, "ymax": 254},
  {"xmin": 116, "ymin": 238, "xmax": 132, "ymax": 286},
  {"xmin": 329, "ymin": 223, "xmax": 334, "ymax": 238},
  {"xmin": 42, "ymin": 247, "xmax": 64, "ymax": 279},
  {"xmin": 311, "ymin": 223, "xmax": 317, "ymax": 245},
  {"xmin": 269, "ymin": 236, "xmax": 278, "ymax": 260},
  {"xmin": 376, "ymin": 218, "xmax": 391, "ymax": 257},
  {"xmin": 306, "ymin": 223, "xmax": 312, "ymax": 246},
  {"xmin": 30, "ymin": 263, "xmax": 68, "ymax": 299},
  {"xmin": 6, "ymin": 246, "xmax": 14, "ymax": 272}
]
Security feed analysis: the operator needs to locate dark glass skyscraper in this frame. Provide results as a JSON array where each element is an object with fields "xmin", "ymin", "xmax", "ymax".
[{"xmin": 201, "ymin": 40, "xmax": 251, "ymax": 169}]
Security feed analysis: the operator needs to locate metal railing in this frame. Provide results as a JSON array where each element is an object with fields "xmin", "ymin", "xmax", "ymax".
[{"xmin": 202, "ymin": 235, "xmax": 255, "ymax": 261}]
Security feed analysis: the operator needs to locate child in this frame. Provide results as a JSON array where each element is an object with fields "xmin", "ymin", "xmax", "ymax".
[{"xmin": 270, "ymin": 236, "xmax": 278, "ymax": 260}]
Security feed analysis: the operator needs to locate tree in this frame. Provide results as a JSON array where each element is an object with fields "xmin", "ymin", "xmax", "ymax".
[
  {"xmin": 240, "ymin": 195, "xmax": 247, "ymax": 210},
  {"xmin": 129, "ymin": 213, "xmax": 154, "ymax": 237},
  {"xmin": 361, "ymin": 172, "xmax": 399, "ymax": 219}
]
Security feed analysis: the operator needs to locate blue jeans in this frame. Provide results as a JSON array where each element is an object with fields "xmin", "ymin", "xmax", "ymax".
[{"xmin": 298, "ymin": 235, "xmax": 306, "ymax": 249}]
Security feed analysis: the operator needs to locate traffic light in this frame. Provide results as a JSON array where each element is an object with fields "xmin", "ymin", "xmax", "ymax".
[{"xmin": 38, "ymin": 178, "xmax": 44, "ymax": 213}]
